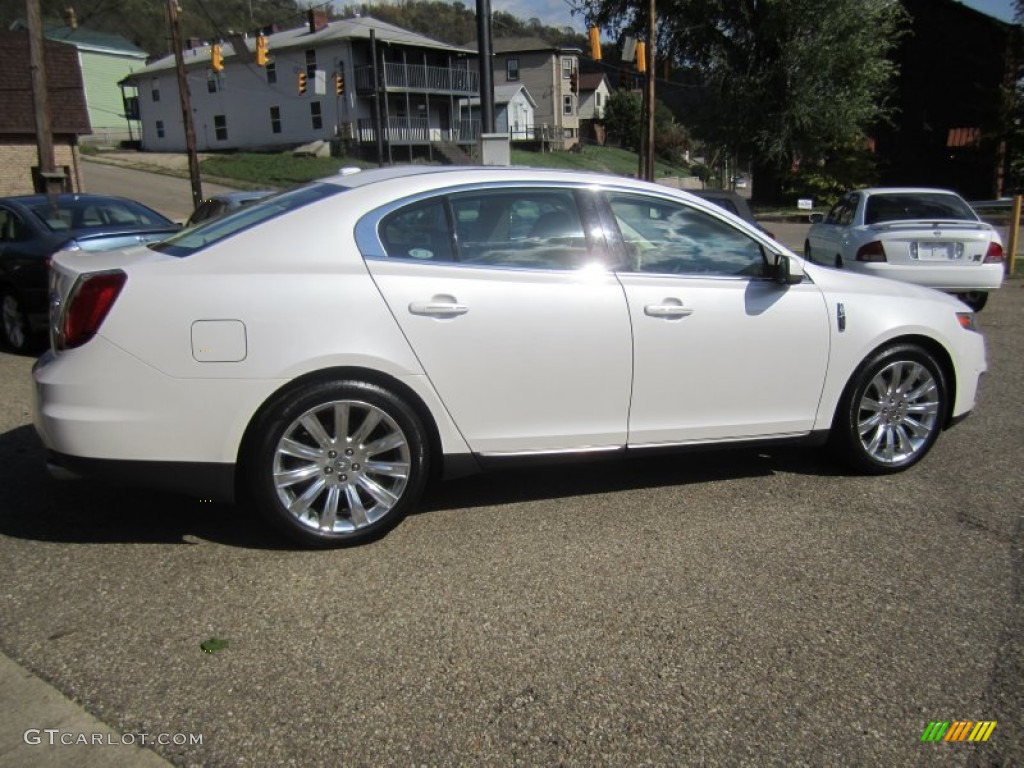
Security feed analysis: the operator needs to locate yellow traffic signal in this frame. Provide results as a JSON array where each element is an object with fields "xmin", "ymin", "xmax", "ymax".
[
  {"xmin": 635, "ymin": 40, "xmax": 646, "ymax": 73},
  {"xmin": 211, "ymin": 43, "xmax": 224, "ymax": 72},
  {"xmin": 589, "ymin": 27, "xmax": 601, "ymax": 60},
  {"xmin": 334, "ymin": 72, "xmax": 344, "ymax": 96},
  {"xmin": 298, "ymin": 71, "xmax": 307, "ymax": 94},
  {"xmin": 255, "ymin": 35, "xmax": 268, "ymax": 66}
]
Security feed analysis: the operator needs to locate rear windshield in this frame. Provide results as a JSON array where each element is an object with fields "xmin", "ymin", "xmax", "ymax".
[
  {"xmin": 29, "ymin": 198, "xmax": 173, "ymax": 231},
  {"xmin": 864, "ymin": 193, "xmax": 977, "ymax": 225},
  {"xmin": 151, "ymin": 183, "xmax": 346, "ymax": 257}
]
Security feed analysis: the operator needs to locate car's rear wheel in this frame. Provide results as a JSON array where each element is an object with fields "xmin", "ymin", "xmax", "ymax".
[
  {"xmin": 957, "ymin": 291, "xmax": 988, "ymax": 312},
  {"xmin": 1, "ymin": 290, "xmax": 30, "ymax": 353},
  {"xmin": 831, "ymin": 344, "xmax": 946, "ymax": 474},
  {"xmin": 834, "ymin": 253, "xmax": 844, "ymax": 268},
  {"xmin": 803, "ymin": 241, "xmax": 813, "ymax": 263},
  {"xmin": 248, "ymin": 380, "xmax": 429, "ymax": 547}
]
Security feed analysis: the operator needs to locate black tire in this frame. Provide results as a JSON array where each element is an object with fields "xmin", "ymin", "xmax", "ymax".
[
  {"xmin": 1, "ymin": 289, "xmax": 31, "ymax": 354},
  {"xmin": 803, "ymin": 241, "xmax": 813, "ymax": 262},
  {"xmin": 830, "ymin": 344, "xmax": 947, "ymax": 474},
  {"xmin": 957, "ymin": 291, "xmax": 988, "ymax": 312},
  {"xmin": 834, "ymin": 253, "xmax": 844, "ymax": 269},
  {"xmin": 247, "ymin": 380, "xmax": 429, "ymax": 547}
]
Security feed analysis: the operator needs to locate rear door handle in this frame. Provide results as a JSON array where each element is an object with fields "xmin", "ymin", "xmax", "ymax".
[
  {"xmin": 644, "ymin": 302, "xmax": 693, "ymax": 319},
  {"xmin": 409, "ymin": 299, "xmax": 469, "ymax": 317}
]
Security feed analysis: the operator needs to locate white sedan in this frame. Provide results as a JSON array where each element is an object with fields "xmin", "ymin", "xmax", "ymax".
[
  {"xmin": 804, "ymin": 187, "xmax": 1004, "ymax": 311},
  {"xmin": 33, "ymin": 167, "xmax": 987, "ymax": 546}
]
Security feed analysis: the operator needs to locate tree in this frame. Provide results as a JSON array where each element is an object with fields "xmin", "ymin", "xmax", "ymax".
[
  {"xmin": 604, "ymin": 88, "xmax": 642, "ymax": 151},
  {"xmin": 582, "ymin": 0, "xmax": 906, "ymax": 203}
]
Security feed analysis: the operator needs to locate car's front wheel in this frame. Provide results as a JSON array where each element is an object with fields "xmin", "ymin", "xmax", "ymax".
[
  {"xmin": 957, "ymin": 291, "xmax": 988, "ymax": 312},
  {"xmin": 247, "ymin": 380, "xmax": 429, "ymax": 547},
  {"xmin": 831, "ymin": 344, "xmax": 947, "ymax": 474},
  {"xmin": 803, "ymin": 241, "xmax": 814, "ymax": 263}
]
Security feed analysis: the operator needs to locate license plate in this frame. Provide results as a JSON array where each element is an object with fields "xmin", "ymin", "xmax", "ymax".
[{"xmin": 913, "ymin": 241, "xmax": 957, "ymax": 260}]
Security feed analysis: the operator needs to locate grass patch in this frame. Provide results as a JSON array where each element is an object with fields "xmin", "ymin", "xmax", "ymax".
[
  {"xmin": 200, "ymin": 152, "xmax": 375, "ymax": 187},
  {"xmin": 510, "ymin": 145, "xmax": 690, "ymax": 179}
]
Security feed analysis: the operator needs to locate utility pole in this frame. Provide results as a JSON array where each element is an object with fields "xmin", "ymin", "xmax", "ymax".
[
  {"xmin": 27, "ymin": 0, "xmax": 63, "ymax": 194},
  {"xmin": 644, "ymin": 0, "xmax": 656, "ymax": 181},
  {"xmin": 475, "ymin": 0, "xmax": 495, "ymax": 134},
  {"xmin": 167, "ymin": 0, "xmax": 203, "ymax": 210}
]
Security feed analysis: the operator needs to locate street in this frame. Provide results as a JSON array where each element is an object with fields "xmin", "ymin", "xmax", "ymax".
[{"xmin": 0, "ymin": 163, "xmax": 1020, "ymax": 764}]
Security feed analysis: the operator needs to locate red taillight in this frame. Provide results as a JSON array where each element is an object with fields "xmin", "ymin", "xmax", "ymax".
[
  {"xmin": 984, "ymin": 241, "xmax": 1004, "ymax": 264},
  {"xmin": 59, "ymin": 271, "xmax": 126, "ymax": 350},
  {"xmin": 856, "ymin": 241, "xmax": 887, "ymax": 262}
]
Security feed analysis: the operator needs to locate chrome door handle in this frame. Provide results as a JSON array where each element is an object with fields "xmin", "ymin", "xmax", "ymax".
[
  {"xmin": 408, "ymin": 300, "xmax": 469, "ymax": 317},
  {"xmin": 644, "ymin": 303, "xmax": 693, "ymax": 318}
]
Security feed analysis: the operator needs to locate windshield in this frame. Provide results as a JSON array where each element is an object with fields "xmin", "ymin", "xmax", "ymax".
[
  {"xmin": 29, "ymin": 198, "xmax": 173, "ymax": 232},
  {"xmin": 864, "ymin": 193, "xmax": 977, "ymax": 225},
  {"xmin": 151, "ymin": 183, "xmax": 347, "ymax": 257}
]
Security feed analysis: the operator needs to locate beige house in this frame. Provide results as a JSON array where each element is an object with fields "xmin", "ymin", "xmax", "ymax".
[{"xmin": 474, "ymin": 38, "xmax": 581, "ymax": 150}]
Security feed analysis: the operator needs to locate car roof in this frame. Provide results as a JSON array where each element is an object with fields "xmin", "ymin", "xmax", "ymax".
[
  {"xmin": 0, "ymin": 192, "xmax": 146, "ymax": 205},
  {"xmin": 202, "ymin": 190, "xmax": 275, "ymax": 204},
  {"xmin": 854, "ymin": 187, "xmax": 962, "ymax": 197},
  {"xmin": 316, "ymin": 164, "xmax": 671, "ymax": 192}
]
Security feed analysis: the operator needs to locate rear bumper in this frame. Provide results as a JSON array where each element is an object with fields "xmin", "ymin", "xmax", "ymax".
[
  {"xmin": 849, "ymin": 262, "xmax": 1004, "ymax": 292},
  {"xmin": 45, "ymin": 450, "xmax": 236, "ymax": 502}
]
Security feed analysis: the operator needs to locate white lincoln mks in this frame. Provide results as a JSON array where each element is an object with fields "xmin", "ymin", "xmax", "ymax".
[{"xmin": 33, "ymin": 166, "xmax": 988, "ymax": 546}]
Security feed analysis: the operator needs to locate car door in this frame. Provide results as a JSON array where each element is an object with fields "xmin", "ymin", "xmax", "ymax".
[
  {"xmin": 809, "ymin": 192, "xmax": 858, "ymax": 264},
  {"xmin": 359, "ymin": 185, "xmax": 632, "ymax": 455},
  {"xmin": 601, "ymin": 191, "xmax": 831, "ymax": 445}
]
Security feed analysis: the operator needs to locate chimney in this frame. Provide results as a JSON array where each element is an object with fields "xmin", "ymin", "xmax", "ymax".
[
  {"xmin": 308, "ymin": 9, "xmax": 328, "ymax": 34},
  {"xmin": 64, "ymin": 7, "xmax": 78, "ymax": 29}
]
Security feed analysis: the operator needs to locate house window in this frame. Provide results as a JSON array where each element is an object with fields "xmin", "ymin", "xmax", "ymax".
[
  {"xmin": 207, "ymin": 73, "xmax": 220, "ymax": 93},
  {"xmin": 311, "ymin": 101, "xmax": 322, "ymax": 130},
  {"xmin": 151, "ymin": 78, "xmax": 160, "ymax": 102},
  {"xmin": 561, "ymin": 58, "xmax": 574, "ymax": 79},
  {"xmin": 563, "ymin": 95, "xmax": 573, "ymax": 116},
  {"xmin": 266, "ymin": 61, "xmax": 277, "ymax": 85},
  {"xmin": 506, "ymin": 58, "xmax": 519, "ymax": 81},
  {"xmin": 305, "ymin": 49, "xmax": 317, "ymax": 77},
  {"xmin": 155, "ymin": 120, "xmax": 165, "ymax": 138},
  {"xmin": 270, "ymin": 106, "xmax": 281, "ymax": 134},
  {"xmin": 214, "ymin": 114, "xmax": 228, "ymax": 141}
]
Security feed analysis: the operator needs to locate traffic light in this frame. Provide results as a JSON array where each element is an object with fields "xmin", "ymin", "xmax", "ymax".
[
  {"xmin": 569, "ymin": 71, "xmax": 578, "ymax": 93},
  {"xmin": 298, "ymin": 71, "xmax": 307, "ymax": 95},
  {"xmin": 588, "ymin": 26, "xmax": 601, "ymax": 60},
  {"xmin": 255, "ymin": 35, "xmax": 268, "ymax": 67},
  {"xmin": 211, "ymin": 43, "xmax": 223, "ymax": 72},
  {"xmin": 334, "ymin": 71, "xmax": 344, "ymax": 96},
  {"xmin": 635, "ymin": 40, "xmax": 647, "ymax": 73}
]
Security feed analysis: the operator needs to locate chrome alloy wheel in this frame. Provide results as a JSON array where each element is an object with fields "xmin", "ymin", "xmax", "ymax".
[
  {"xmin": 855, "ymin": 360, "xmax": 940, "ymax": 466},
  {"xmin": 272, "ymin": 399, "xmax": 411, "ymax": 534}
]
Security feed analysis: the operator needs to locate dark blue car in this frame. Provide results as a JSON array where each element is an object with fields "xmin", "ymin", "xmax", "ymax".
[{"xmin": 0, "ymin": 193, "xmax": 179, "ymax": 352}]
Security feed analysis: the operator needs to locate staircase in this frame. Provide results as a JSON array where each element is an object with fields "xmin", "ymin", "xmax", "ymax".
[{"xmin": 433, "ymin": 142, "xmax": 475, "ymax": 166}]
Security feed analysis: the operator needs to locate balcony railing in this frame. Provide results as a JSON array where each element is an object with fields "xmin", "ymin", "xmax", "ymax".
[
  {"xmin": 356, "ymin": 117, "xmax": 480, "ymax": 145},
  {"xmin": 354, "ymin": 63, "xmax": 478, "ymax": 95}
]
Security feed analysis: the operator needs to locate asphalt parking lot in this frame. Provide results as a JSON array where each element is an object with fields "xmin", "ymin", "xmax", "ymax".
[{"xmin": 1, "ymin": 282, "xmax": 1021, "ymax": 766}]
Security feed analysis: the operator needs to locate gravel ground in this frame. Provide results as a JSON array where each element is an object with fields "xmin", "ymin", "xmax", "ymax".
[{"xmin": 0, "ymin": 280, "xmax": 1020, "ymax": 767}]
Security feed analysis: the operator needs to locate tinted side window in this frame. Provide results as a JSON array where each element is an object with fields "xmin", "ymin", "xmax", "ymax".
[
  {"xmin": 837, "ymin": 194, "xmax": 858, "ymax": 226},
  {"xmin": 450, "ymin": 189, "xmax": 589, "ymax": 270},
  {"xmin": 610, "ymin": 194, "xmax": 767, "ymax": 277}
]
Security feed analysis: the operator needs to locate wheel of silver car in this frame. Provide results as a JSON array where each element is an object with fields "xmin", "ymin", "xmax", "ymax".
[
  {"xmin": 831, "ymin": 344, "xmax": 946, "ymax": 474},
  {"xmin": 957, "ymin": 291, "xmax": 988, "ymax": 312},
  {"xmin": 249, "ymin": 380, "xmax": 429, "ymax": 547},
  {"xmin": 1, "ymin": 290, "xmax": 29, "ymax": 353}
]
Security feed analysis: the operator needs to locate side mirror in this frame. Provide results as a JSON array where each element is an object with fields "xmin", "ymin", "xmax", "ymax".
[
  {"xmin": 772, "ymin": 253, "xmax": 803, "ymax": 285},
  {"xmin": 808, "ymin": 212, "xmax": 824, "ymax": 224}
]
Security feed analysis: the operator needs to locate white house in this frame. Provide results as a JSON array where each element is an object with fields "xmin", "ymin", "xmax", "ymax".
[
  {"xmin": 120, "ymin": 12, "xmax": 480, "ymax": 160},
  {"xmin": 463, "ymin": 84, "xmax": 537, "ymax": 140}
]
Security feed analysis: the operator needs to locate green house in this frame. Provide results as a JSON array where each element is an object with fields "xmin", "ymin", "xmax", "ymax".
[{"xmin": 12, "ymin": 14, "xmax": 148, "ymax": 146}]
